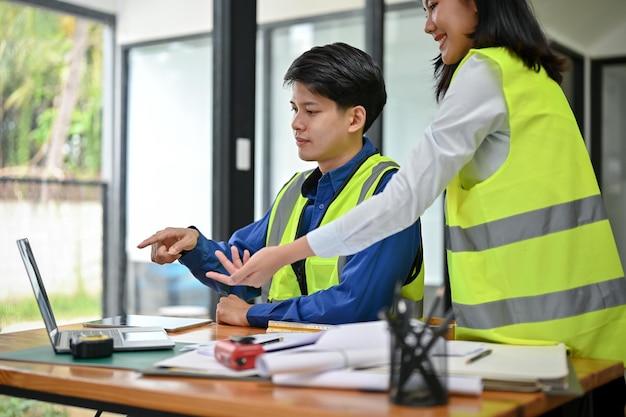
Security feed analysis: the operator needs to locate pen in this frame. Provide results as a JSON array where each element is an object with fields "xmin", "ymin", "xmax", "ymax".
[
  {"xmin": 258, "ymin": 337, "xmax": 283, "ymax": 345},
  {"xmin": 229, "ymin": 336, "xmax": 283, "ymax": 345},
  {"xmin": 466, "ymin": 349, "xmax": 492, "ymax": 364}
]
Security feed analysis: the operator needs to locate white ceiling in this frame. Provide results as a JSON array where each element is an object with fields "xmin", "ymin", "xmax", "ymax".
[{"xmin": 531, "ymin": 0, "xmax": 626, "ymax": 52}]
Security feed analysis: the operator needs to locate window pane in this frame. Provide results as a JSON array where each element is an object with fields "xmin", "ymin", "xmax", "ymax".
[
  {"xmin": 384, "ymin": 7, "xmax": 443, "ymax": 286},
  {"xmin": 601, "ymin": 64, "xmax": 626, "ymax": 267},
  {"xmin": 0, "ymin": 3, "xmax": 106, "ymax": 332},
  {"xmin": 126, "ymin": 38, "xmax": 213, "ymax": 316}
]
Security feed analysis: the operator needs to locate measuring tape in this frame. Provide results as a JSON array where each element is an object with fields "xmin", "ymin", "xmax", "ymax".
[{"xmin": 70, "ymin": 334, "xmax": 114, "ymax": 359}]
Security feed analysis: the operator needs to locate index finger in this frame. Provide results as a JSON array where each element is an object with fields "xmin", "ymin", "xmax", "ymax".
[
  {"xmin": 137, "ymin": 234, "xmax": 160, "ymax": 249},
  {"xmin": 137, "ymin": 229, "xmax": 171, "ymax": 248}
]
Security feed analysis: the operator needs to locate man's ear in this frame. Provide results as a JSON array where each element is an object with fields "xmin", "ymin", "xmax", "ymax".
[{"xmin": 348, "ymin": 105, "xmax": 366, "ymax": 134}]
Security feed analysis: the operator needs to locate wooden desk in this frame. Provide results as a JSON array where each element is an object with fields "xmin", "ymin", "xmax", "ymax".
[{"xmin": 0, "ymin": 323, "xmax": 623, "ymax": 417}]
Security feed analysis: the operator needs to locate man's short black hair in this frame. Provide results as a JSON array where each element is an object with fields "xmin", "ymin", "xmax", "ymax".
[{"xmin": 284, "ymin": 42, "xmax": 387, "ymax": 133}]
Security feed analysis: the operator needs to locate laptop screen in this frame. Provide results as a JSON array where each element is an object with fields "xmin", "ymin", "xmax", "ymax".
[{"xmin": 16, "ymin": 238, "xmax": 60, "ymax": 342}]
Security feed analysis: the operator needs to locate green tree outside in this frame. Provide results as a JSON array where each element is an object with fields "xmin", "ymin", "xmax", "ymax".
[{"xmin": 0, "ymin": 1, "xmax": 103, "ymax": 179}]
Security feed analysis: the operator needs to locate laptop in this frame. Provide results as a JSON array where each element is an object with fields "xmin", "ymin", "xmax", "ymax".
[{"xmin": 16, "ymin": 238, "xmax": 175, "ymax": 353}]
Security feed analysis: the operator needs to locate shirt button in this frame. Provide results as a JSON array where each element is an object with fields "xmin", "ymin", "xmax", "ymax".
[{"xmin": 318, "ymin": 204, "xmax": 324, "ymax": 209}]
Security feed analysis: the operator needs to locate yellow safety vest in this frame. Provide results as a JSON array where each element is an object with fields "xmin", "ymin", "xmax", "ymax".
[
  {"xmin": 266, "ymin": 153, "xmax": 424, "ymax": 312},
  {"xmin": 445, "ymin": 47, "xmax": 626, "ymax": 364}
]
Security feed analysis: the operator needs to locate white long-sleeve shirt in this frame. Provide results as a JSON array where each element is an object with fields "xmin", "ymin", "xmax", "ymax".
[{"xmin": 309, "ymin": 54, "xmax": 511, "ymax": 257}]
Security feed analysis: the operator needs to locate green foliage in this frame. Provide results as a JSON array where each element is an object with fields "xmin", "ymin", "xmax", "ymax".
[
  {"xmin": 32, "ymin": 108, "xmax": 57, "ymax": 146},
  {"xmin": 0, "ymin": 2, "xmax": 104, "ymax": 177},
  {"xmin": 0, "ymin": 291, "xmax": 101, "ymax": 330},
  {"xmin": 0, "ymin": 395, "xmax": 68, "ymax": 417}
]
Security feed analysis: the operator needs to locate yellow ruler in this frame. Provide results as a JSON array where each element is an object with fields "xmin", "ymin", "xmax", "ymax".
[{"xmin": 266, "ymin": 320, "xmax": 333, "ymax": 333}]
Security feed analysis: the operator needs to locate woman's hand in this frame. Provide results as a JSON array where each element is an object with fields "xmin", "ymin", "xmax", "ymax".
[{"xmin": 206, "ymin": 237, "xmax": 314, "ymax": 287}]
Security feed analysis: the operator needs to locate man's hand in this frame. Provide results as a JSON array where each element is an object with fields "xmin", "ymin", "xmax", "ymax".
[
  {"xmin": 216, "ymin": 294, "xmax": 251, "ymax": 326},
  {"xmin": 137, "ymin": 227, "xmax": 199, "ymax": 264}
]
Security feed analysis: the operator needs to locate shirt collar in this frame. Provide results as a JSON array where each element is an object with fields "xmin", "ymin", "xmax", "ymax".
[{"xmin": 301, "ymin": 137, "xmax": 379, "ymax": 198}]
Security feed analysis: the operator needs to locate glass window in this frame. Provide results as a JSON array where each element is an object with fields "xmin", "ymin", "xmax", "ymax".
[
  {"xmin": 125, "ymin": 37, "xmax": 213, "ymax": 317},
  {"xmin": 0, "ymin": 2, "xmax": 110, "ymax": 333},
  {"xmin": 384, "ymin": 6, "xmax": 443, "ymax": 286},
  {"xmin": 601, "ymin": 63, "xmax": 626, "ymax": 266}
]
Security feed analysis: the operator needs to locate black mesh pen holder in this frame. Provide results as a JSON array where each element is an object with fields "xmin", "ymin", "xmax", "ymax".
[{"xmin": 385, "ymin": 299, "xmax": 449, "ymax": 406}]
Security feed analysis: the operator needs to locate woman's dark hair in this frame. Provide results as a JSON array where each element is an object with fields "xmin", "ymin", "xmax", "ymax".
[
  {"xmin": 433, "ymin": 0, "xmax": 567, "ymax": 102},
  {"xmin": 284, "ymin": 42, "xmax": 387, "ymax": 133}
]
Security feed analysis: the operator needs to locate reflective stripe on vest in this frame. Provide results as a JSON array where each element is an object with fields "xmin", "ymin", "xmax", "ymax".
[
  {"xmin": 456, "ymin": 277, "xmax": 626, "ymax": 330},
  {"xmin": 446, "ymin": 194, "xmax": 608, "ymax": 253},
  {"xmin": 266, "ymin": 172, "xmax": 310, "ymax": 248}
]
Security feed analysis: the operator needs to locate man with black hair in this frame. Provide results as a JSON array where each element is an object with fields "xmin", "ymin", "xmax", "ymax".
[{"xmin": 138, "ymin": 42, "xmax": 424, "ymax": 327}]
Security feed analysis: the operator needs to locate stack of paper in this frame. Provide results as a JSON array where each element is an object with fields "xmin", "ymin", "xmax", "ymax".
[
  {"xmin": 256, "ymin": 320, "xmax": 389, "ymax": 377},
  {"xmin": 271, "ymin": 366, "xmax": 484, "ymax": 396},
  {"xmin": 146, "ymin": 320, "xmax": 569, "ymax": 396},
  {"xmin": 256, "ymin": 320, "xmax": 484, "ymax": 396}
]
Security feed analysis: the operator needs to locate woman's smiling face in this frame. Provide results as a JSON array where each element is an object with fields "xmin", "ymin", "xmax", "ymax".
[{"xmin": 423, "ymin": 0, "xmax": 478, "ymax": 65}]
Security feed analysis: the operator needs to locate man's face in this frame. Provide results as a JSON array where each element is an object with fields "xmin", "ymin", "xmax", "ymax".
[{"xmin": 290, "ymin": 81, "xmax": 362, "ymax": 173}]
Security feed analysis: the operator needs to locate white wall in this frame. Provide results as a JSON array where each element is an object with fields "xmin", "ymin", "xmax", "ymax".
[
  {"xmin": 258, "ymin": 0, "xmax": 363, "ymax": 24},
  {"xmin": 116, "ymin": 0, "xmax": 212, "ymax": 44},
  {"xmin": 591, "ymin": 23, "xmax": 626, "ymax": 58}
]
